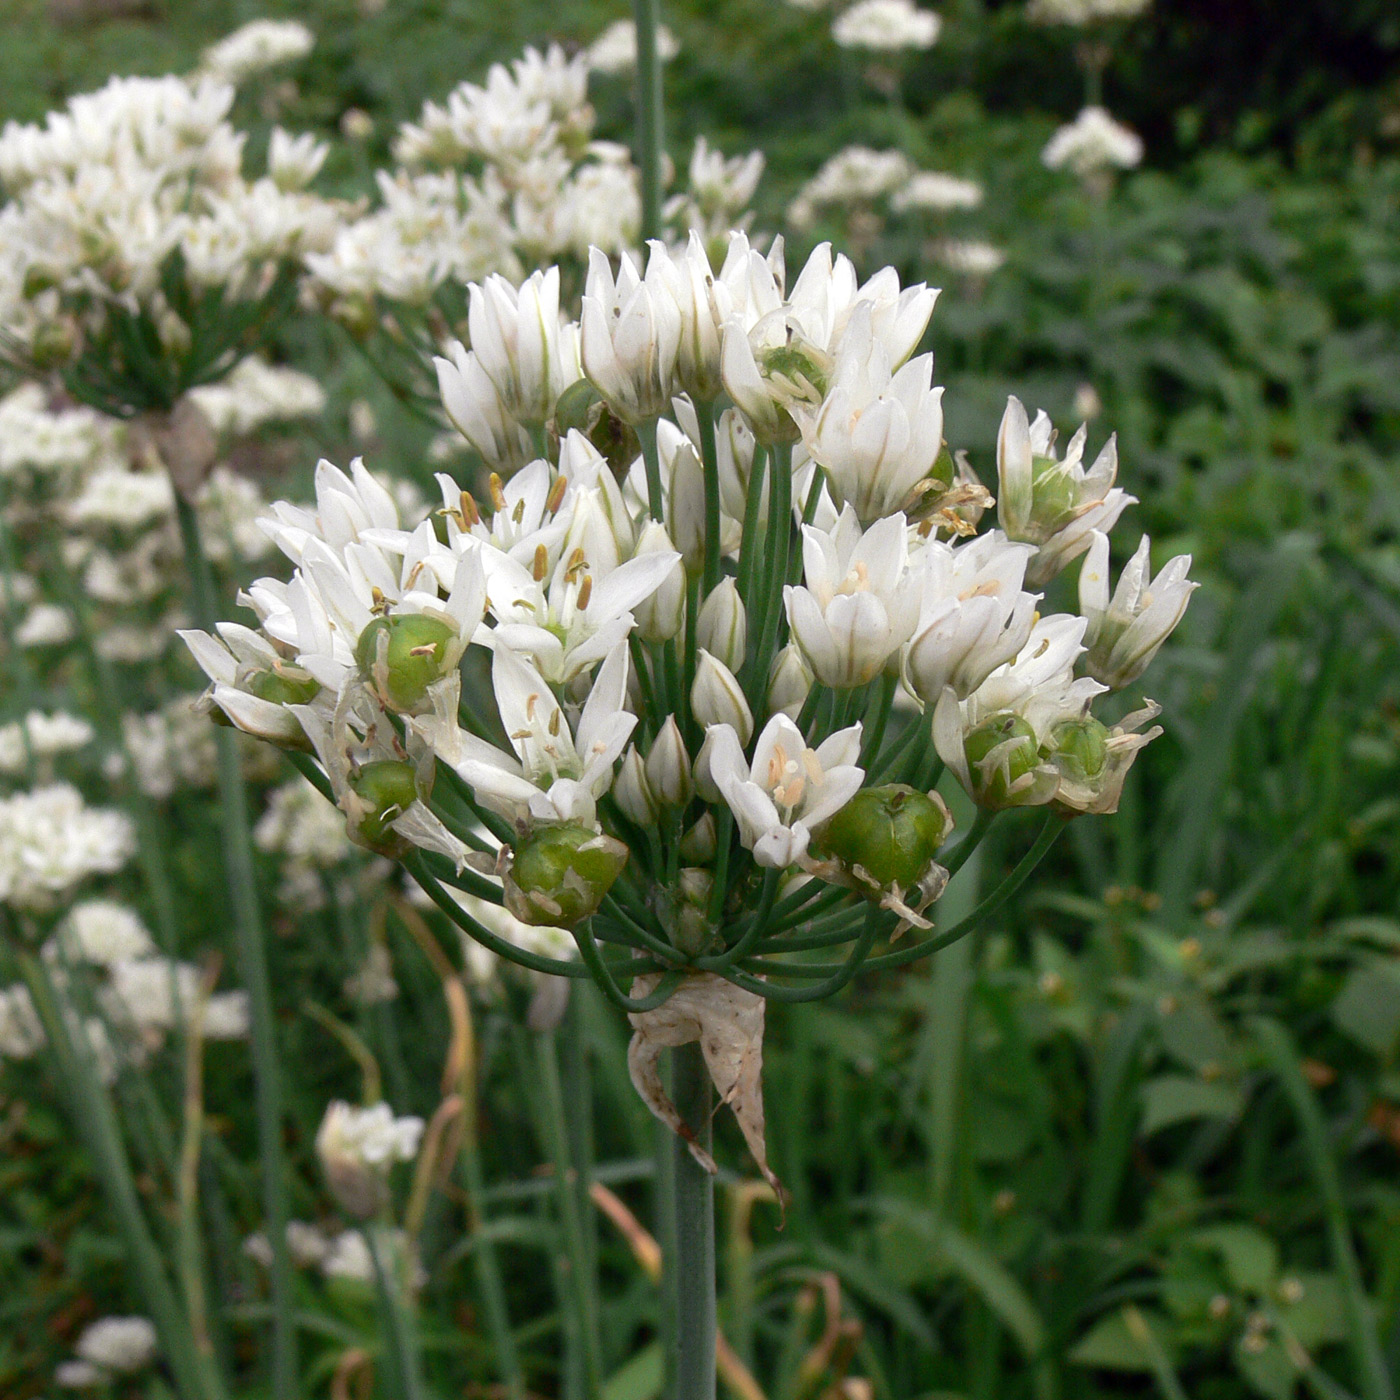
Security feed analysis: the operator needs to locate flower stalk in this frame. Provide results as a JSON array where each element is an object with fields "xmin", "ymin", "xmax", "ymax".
[
  {"xmin": 173, "ymin": 494, "xmax": 297, "ymax": 1399},
  {"xmin": 671, "ymin": 1041, "xmax": 717, "ymax": 1400}
]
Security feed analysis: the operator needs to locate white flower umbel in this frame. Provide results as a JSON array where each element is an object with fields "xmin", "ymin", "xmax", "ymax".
[
  {"xmin": 47, "ymin": 901, "xmax": 155, "ymax": 967},
  {"xmin": 1029, "ymin": 0, "xmax": 1151, "ymax": 24},
  {"xmin": 0, "ymin": 711, "xmax": 93, "ymax": 774},
  {"xmin": 784, "ymin": 507, "xmax": 919, "ymax": 687},
  {"xmin": 1042, "ymin": 107, "xmax": 1144, "ymax": 179},
  {"xmin": 892, "ymin": 171, "xmax": 983, "ymax": 212},
  {"xmin": 586, "ymin": 18, "xmax": 680, "ymax": 74},
  {"xmin": 72, "ymin": 1316, "xmax": 158, "ymax": 1375},
  {"xmin": 199, "ymin": 20, "xmax": 314, "ymax": 85},
  {"xmin": 707, "ymin": 714, "xmax": 865, "ymax": 868},
  {"xmin": 1079, "ymin": 531, "xmax": 1196, "ymax": 689},
  {"xmin": 832, "ymin": 0, "xmax": 942, "ymax": 49},
  {"xmin": 0, "ymin": 785, "xmax": 135, "ymax": 913},
  {"xmin": 996, "ymin": 395, "xmax": 1135, "ymax": 585}
]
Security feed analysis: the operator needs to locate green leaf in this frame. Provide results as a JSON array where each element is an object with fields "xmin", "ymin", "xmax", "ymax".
[
  {"xmin": 602, "ymin": 1342, "xmax": 664, "ymax": 1400},
  {"xmin": 1141, "ymin": 1074, "xmax": 1245, "ymax": 1135},
  {"xmin": 1330, "ymin": 965, "xmax": 1400, "ymax": 1059},
  {"xmin": 1191, "ymin": 1224, "xmax": 1280, "ymax": 1293},
  {"xmin": 1236, "ymin": 1335, "xmax": 1299, "ymax": 1400},
  {"xmin": 1070, "ymin": 1308, "xmax": 1174, "ymax": 1372}
]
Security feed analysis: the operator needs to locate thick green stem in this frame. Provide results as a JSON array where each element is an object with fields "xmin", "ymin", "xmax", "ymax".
[
  {"xmin": 631, "ymin": 0, "xmax": 666, "ymax": 241},
  {"xmin": 16, "ymin": 951, "xmax": 227, "ymax": 1400},
  {"xmin": 536, "ymin": 1027, "xmax": 605, "ymax": 1397},
  {"xmin": 671, "ymin": 1041, "xmax": 717, "ymax": 1400},
  {"xmin": 173, "ymin": 495, "xmax": 296, "ymax": 1399}
]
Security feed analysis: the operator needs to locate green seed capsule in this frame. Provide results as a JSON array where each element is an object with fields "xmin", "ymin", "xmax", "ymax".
[
  {"xmin": 506, "ymin": 822, "xmax": 629, "ymax": 928},
  {"xmin": 348, "ymin": 759, "xmax": 425, "ymax": 855},
  {"xmin": 554, "ymin": 378, "xmax": 638, "ymax": 478},
  {"xmin": 1047, "ymin": 717, "xmax": 1109, "ymax": 782},
  {"xmin": 355, "ymin": 613, "xmax": 457, "ymax": 712},
  {"xmin": 247, "ymin": 667, "xmax": 321, "ymax": 707},
  {"xmin": 817, "ymin": 784, "xmax": 952, "ymax": 891},
  {"xmin": 964, "ymin": 712, "xmax": 1039, "ymax": 808}
]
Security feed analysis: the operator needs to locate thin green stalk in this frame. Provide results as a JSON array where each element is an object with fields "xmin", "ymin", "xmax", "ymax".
[
  {"xmin": 16, "ymin": 950, "xmax": 226, "ymax": 1400},
  {"xmin": 173, "ymin": 494, "xmax": 295, "ymax": 1399},
  {"xmin": 734, "ymin": 445, "xmax": 769, "ymax": 623},
  {"xmin": 742, "ymin": 813, "xmax": 1065, "ymax": 982},
  {"xmin": 725, "ymin": 904, "xmax": 881, "ymax": 1003},
  {"xmin": 671, "ymin": 1041, "xmax": 717, "ymax": 1400},
  {"xmin": 696, "ymin": 400, "xmax": 722, "ymax": 593},
  {"xmin": 859, "ymin": 674, "xmax": 898, "ymax": 767},
  {"xmin": 536, "ymin": 1029, "xmax": 605, "ymax": 1397},
  {"xmin": 564, "ymin": 990, "xmax": 601, "ymax": 1347},
  {"xmin": 459, "ymin": 1122, "xmax": 525, "ymax": 1400},
  {"xmin": 1254, "ymin": 1018, "xmax": 1395, "ymax": 1400},
  {"xmin": 746, "ymin": 440, "xmax": 793, "ymax": 706},
  {"xmin": 365, "ymin": 1225, "xmax": 427, "ymax": 1400},
  {"xmin": 631, "ymin": 0, "xmax": 666, "ymax": 241}
]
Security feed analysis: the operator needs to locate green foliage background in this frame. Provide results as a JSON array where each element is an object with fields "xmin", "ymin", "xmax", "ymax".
[{"xmin": 2, "ymin": 2, "xmax": 1399, "ymax": 1399}]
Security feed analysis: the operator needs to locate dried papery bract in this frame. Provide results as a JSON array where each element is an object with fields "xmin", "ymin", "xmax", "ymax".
[{"xmin": 627, "ymin": 972, "xmax": 781, "ymax": 1201}]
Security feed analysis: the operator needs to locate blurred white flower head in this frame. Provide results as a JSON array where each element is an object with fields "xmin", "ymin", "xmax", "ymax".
[
  {"xmin": 586, "ymin": 19, "xmax": 680, "ymax": 75},
  {"xmin": 833, "ymin": 0, "xmax": 942, "ymax": 50},
  {"xmin": 1043, "ymin": 106, "xmax": 1143, "ymax": 178},
  {"xmin": 198, "ymin": 20, "xmax": 315, "ymax": 86},
  {"xmin": 0, "ymin": 784, "xmax": 135, "ymax": 913}
]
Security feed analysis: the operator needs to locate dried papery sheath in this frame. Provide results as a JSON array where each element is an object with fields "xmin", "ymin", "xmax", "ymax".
[{"xmin": 627, "ymin": 972, "xmax": 781, "ymax": 1199}]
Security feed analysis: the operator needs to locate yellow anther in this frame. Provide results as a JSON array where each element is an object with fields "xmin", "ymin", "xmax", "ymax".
[
  {"xmin": 546, "ymin": 474, "xmax": 568, "ymax": 514},
  {"xmin": 532, "ymin": 543, "xmax": 548, "ymax": 582},
  {"xmin": 488, "ymin": 473, "xmax": 508, "ymax": 513}
]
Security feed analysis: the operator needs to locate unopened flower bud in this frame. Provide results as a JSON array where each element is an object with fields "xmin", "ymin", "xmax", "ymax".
[
  {"xmin": 695, "ymin": 577, "xmax": 747, "ymax": 673},
  {"xmin": 613, "ymin": 746, "xmax": 657, "ymax": 825},
  {"xmin": 816, "ymin": 784, "xmax": 953, "ymax": 894},
  {"xmin": 632, "ymin": 520, "xmax": 686, "ymax": 642},
  {"xmin": 504, "ymin": 823, "xmax": 630, "ymax": 927},
  {"xmin": 672, "ymin": 867, "xmax": 716, "ymax": 955},
  {"xmin": 964, "ymin": 713, "xmax": 1040, "ymax": 809},
  {"xmin": 646, "ymin": 716, "xmax": 693, "ymax": 806},
  {"xmin": 766, "ymin": 643, "xmax": 812, "ymax": 721},
  {"xmin": 668, "ymin": 437, "xmax": 708, "ymax": 575},
  {"xmin": 693, "ymin": 727, "xmax": 724, "ymax": 803},
  {"xmin": 348, "ymin": 760, "xmax": 426, "ymax": 857},
  {"xmin": 355, "ymin": 614, "xmax": 458, "ymax": 713},
  {"xmin": 680, "ymin": 812, "xmax": 717, "ymax": 863},
  {"xmin": 691, "ymin": 651, "xmax": 753, "ymax": 743}
]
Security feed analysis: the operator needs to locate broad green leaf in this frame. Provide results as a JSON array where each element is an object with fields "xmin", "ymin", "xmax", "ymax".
[
  {"xmin": 602, "ymin": 1342, "xmax": 664, "ymax": 1400},
  {"xmin": 1330, "ymin": 965, "xmax": 1400, "ymax": 1059},
  {"xmin": 1192, "ymin": 1224, "xmax": 1280, "ymax": 1292},
  {"xmin": 1141, "ymin": 1074, "xmax": 1245, "ymax": 1134},
  {"xmin": 1070, "ymin": 1308, "xmax": 1173, "ymax": 1372}
]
